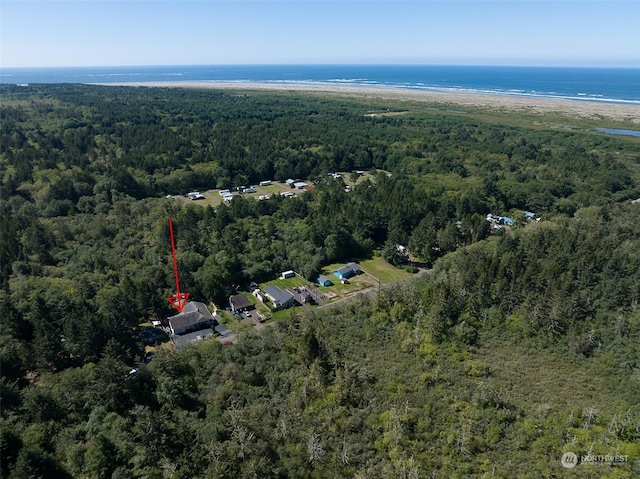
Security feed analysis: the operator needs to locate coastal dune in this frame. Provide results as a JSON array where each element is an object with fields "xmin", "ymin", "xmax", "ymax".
[{"xmin": 100, "ymin": 81, "xmax": 640, "ymax": 123}]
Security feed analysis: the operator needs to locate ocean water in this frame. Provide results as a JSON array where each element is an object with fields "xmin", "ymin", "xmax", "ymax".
[{"xmin": 1, "ymin": 64, "xmax": 639, "ymax": 105}]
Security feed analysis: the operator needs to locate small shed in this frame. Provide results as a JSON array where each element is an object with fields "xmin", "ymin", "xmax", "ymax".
[
  {"xmin": 317, "ymin": 275, "xmax": 333, "ymax": 287},
  {"xmin": 281, "ymin": 270, "xmax": 295, "ymax": 279}
]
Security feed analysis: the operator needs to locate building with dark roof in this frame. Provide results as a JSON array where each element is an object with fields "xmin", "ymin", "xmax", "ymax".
[
  {"xmin": 333, "ymin": 262, "xmax": 363, "ymax": 280},
  {"xmin": 229, "ymin": 294, "xmax": 252, "ymax": 312},
  {"xmin": 264, "ymin": 285, "xmax": 295, "ymax": 310},
  {"xmin": 168, "ymin": 301, "xmax": 221, "ymax": 336}
]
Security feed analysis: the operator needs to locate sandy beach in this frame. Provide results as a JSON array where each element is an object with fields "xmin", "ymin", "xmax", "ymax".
[{"xmin": 100, "ymin": 81, "xmax": 640, "ymax": 124}]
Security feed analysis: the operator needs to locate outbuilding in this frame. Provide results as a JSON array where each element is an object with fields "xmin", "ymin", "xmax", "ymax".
[{"xmin": 317, "ymin": 275, "xmax": 333, "ymax": 287}]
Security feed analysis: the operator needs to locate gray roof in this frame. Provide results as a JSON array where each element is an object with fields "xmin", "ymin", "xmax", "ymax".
[
  {"xmin": 215, "ymin": 323, "xmax": 230, "ymax": 336},
  {"xmin": 318, "ymin": 274, "xmax": 332, "ymax": 283},
  {"xmin": 229, "ymin": 294, "xmax": 251, "ymax": 310},
  {"xmin": 264, "ymin": 285, "xmax": 294, "ymax": 305},
  {"xmin": 335, "ymin": 263, "xmax": 362, "ymax": 276},
  {"xmin": 168, "ymin": 301, "xmax": 215, "ymax": 331},
  {"xmin": 172, "ymin": 328, "xmax": 214, "ymax": 349},
  {"xmin": 335, "ymin": 266, "xmax": 351, "ymax": 275}
]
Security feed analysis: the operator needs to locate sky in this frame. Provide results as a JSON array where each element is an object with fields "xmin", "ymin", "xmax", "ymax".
[{"xmin": 1, "ymin": 1, "xmax": 639, "ymax": 68}]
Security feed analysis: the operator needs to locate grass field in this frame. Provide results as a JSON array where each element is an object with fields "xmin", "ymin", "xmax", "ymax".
[
  {"xmin": 359, "ymin": 256, "xmax": 413, "ymax": 283},
  {"xmin": 316, "ymin": 257, "xmax": 410, "ymax": 298},
  {"xmin": 168, "ymin": 171, "xmax": 389, "ymax": 208},
  {"xmin": 260, "ymin": 275, "xmax": 310, "ymax": 291},
  {"xmin": 170, "ymin": 180, "xmax": 309, "ymax": 207}
]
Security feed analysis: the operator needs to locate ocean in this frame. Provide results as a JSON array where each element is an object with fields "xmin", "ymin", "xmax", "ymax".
[{"xmin": 1, "ymin": 65, "xmax": 639, "ymax": 105}]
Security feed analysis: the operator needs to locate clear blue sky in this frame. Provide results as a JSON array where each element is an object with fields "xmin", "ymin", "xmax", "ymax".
[{"xmin": 1, "ymin": 1, "xmax": 639, "ymax": 68}]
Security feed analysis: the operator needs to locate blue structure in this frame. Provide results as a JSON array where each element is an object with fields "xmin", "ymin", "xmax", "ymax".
[
  {"xmin": 333, "ymin": 262, "xmax": 362, "ymax": 280},
  {"xmin": 501, "ymin": 217, "xmax": 514, "ymax": 226},
  {"xmin": 317, "ymin": 275, "xmax": 333, "ymax": 287}
]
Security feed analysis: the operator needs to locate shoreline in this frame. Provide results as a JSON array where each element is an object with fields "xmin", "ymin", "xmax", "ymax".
[{"xmin": 96, "ymin": 81, "xmax": 640, "ymax": 123}]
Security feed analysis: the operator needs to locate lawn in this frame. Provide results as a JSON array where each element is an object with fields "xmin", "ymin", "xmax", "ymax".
[
  {"xmin": 261, "ymin": 275, "xmax": 310, "ymax": 291},
  {"xmin": 359, "ymin": 256, "xmax": 413, "ymax": 283},
  {"xmin": 170, "ymin": 180, "xmax": 313, "ymax": 206},
  {"xmin": 318, "ymin": 263, "xmax": 376, "ymax": 297},
  {"xmin": 323, "ymin": 256, "xmax": 410, "ymax": 287}
]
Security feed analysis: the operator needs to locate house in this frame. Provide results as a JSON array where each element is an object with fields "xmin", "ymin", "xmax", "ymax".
[
  {"xmin": 333, "ymin": 262, "xmax": 363, "ymax": 280},
  {"xmin": 317, "ymin": 275, "xmax": 333, "ymax": 287},
  {"xmin": 264, "ymin": 285, "xmax": 295, "ymax": 309},
  {"xmin": 285, "ymin": 179, "xmax": 296, "ymax": 186},
  {"xmin": 168, "ymin": 301, "xmax": 218, "ymax": 336},
  {"xmin": 293, "ymin": 181, "xmax": 308, "ymax": 189},
  {"xmin": 243, "ymin": 186, "xmax": 256, "ymax": 194},
  {"xmin": 281, "ymin": 270, "xmax": 295, "ymax": 279},
  {"xmin": 259, "ymin": 180, "xmax": 272, "ymax": 186},
  {"xmin": 229, "ymin": 294, "xmax": 252, "ymax": 313}
]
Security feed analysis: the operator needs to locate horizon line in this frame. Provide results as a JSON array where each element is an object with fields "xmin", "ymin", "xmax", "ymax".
[{"xmin": 2, "ymin": 62, "xmax": 640, "ymax": 70}]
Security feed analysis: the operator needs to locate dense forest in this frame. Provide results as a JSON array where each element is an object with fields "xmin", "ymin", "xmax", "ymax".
[{"xmin": 1, "ymin": 84, "xmax": 639, "ymax": 478}]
